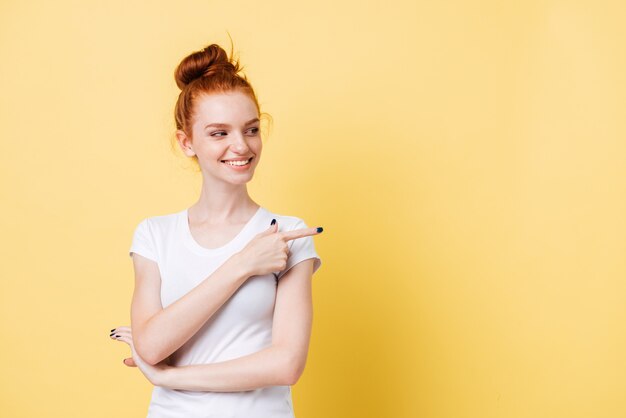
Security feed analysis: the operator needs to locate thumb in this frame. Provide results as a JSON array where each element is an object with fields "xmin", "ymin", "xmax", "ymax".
[
  {"xmin": 261, "ymin": 219, "xmax": 278, "ymax": 235},
  {"xmin": 123, "ymin": 357, "xmax": 137, "ymax": 367}
]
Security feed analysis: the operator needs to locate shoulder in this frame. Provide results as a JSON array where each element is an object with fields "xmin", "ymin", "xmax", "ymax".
[
  {"xmin": 261, "ymin": 207, "xmax": 310, "ymax": 232},
  {"xmin": 133, "ymin": 209, "xmax": 183, "ymax": 234}
]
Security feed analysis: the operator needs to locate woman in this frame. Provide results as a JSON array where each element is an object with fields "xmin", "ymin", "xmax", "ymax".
[{"xmin": 110, "ymin": 43, "xmax": 323, "ymax": 417}]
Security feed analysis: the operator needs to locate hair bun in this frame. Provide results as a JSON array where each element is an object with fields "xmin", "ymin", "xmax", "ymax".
[
  {"xmin": 174, "ymin": 44, "xmax": 241, "ymax": 90},
  {"xmin": 173, "ymin": 39, "xmax": 259, "ymax": 136}
]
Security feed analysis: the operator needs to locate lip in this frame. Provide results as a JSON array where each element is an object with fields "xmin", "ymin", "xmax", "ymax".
[
  {"xmin": 221, "ymin": 157, "xmax": 253, "ymax": 162},
  {"xmin": 220, "ymin": 157, "xmax": 254, "ymax": 170}
]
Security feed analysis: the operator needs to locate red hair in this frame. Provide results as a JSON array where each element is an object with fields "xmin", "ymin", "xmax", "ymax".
[{"xmin": 172, "ymin": 41, "xmax": 271, "ymax": 156}]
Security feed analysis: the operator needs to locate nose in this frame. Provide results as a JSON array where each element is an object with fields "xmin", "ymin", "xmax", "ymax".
[{"xmin": 230, "ymin": 132, "xmax": 250, "ymax": 153}]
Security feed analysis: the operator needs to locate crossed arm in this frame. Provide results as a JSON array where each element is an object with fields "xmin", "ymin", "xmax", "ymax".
[{"xmin": 115, "ymin": 254, "xmax": 315, "ymax": 392}]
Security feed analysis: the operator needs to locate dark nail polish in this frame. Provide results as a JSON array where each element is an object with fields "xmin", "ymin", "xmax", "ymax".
[
  {"xmin": 110, "ymin": 332, "xmax": 115, "ymax": 336},
  {"xmin": 271, "ymin": 219, "xmax": 276, "ymax": 225},
  {"xmin": 316, "ymin": 227, "xmax": 323, "ymax": 233},
  {"xmin": 115, "ymin": 335, "xmax": 120, "ymax": 338},
  {"xmin": 111, "ymin": 329, "xmax": 115, "ymax": 332}
]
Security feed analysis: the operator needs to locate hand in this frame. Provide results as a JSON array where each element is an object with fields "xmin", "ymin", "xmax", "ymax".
[
  {"xmin": 110, "ymin": 326, "xmax": 170, "ymax": 386},
  {"xmin": 237, "ymin": 220, "xmax": 322, "ymax": 277}
]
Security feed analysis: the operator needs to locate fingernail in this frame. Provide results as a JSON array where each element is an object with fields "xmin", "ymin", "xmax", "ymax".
[
  {"xmin": 115, "ymin": 335, "xmax": 120, "ymax": 338},
  {"xmin": 111, "ymin": 329, "xmax": 116, "ymax": 332},
  {"xmin": 271, "ymin": 219, "xmax": 276, "ymax": 225},
  {"xmin": 110, "ymin": 332, "xmax": 115, "ymax": 336},
  {"xmin": 317, "ymin": 227, "xmax": 323, "ymax": 233}
]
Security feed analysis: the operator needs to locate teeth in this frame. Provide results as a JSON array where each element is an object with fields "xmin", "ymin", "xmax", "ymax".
[{"xmin": 223, "ymin": 158, "xmax": 251, "ymax": 166}]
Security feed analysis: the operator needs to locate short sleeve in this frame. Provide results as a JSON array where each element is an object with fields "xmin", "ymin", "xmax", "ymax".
[
  {"xmin": 276, "ymin": 218, "xmax": 322, "ymax": 281},
  {"xmin": 129, "ymin": 219, "xmax": 158, "ymax": 263}
]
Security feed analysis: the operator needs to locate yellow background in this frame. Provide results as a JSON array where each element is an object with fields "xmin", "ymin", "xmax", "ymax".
[{"xmin": 1, "ymin": 0, "xmax": 625, "ymax": 417}]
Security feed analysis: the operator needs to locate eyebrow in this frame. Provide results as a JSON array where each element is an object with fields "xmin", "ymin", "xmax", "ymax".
[{"xmin": 204, "ymin": 118, "xmax": 260, "ymax": 129}]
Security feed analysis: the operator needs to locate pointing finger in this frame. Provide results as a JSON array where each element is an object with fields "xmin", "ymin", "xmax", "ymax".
[{"xmin": 282, "ymin": 227, "xmax": 323, "ymax": 242}]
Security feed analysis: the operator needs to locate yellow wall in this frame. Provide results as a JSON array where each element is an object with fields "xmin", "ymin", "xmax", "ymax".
[{"xmin": 1, "ymin": 0, "xmax": 625, "ymax": 417}]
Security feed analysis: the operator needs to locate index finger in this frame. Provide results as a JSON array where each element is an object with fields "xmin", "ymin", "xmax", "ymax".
[{"xmin": 281, "ymin": 227, "xmax": 322, "ymax": 242}]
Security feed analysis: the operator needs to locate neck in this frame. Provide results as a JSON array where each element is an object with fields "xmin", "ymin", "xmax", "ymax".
[{"xmin": 189, "ymin": 178, "xmax": 258, "ymax": 224}]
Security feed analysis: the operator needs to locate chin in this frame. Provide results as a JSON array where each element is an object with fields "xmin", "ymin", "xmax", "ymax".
[{"xmin": 229, "ymin": 172, "xmax": 256, "ymax": 184}]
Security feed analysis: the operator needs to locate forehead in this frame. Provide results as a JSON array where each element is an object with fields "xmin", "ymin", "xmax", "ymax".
[{"xmin": 194, "ymin": 91, "xmax": 258, "ymax": 124}]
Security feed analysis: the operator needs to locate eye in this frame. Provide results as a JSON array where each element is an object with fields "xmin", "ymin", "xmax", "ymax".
[
  {"xmin": 247, "ymin": 127, "xmax": 260, "ymax": 135},
  {"xmin": 210, "ymin": 131, "xmax": 227, "ymax": 137}
]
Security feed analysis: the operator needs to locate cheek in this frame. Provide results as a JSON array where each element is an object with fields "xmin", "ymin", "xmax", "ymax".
[
  {"xmin": 251, "ymin": 137, "xmax": 263, "ymax": 153},
  {"xmin": 201, "ymin": 142, "xmax": 228, "ymax": 157}
]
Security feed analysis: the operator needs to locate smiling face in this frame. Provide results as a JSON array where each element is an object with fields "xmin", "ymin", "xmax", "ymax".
[{"xmin": 176, "ymin": 90, "xmax": 262, "ymax": 185}]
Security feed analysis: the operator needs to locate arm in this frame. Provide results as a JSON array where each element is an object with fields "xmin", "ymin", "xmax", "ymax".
[
  {"xmin": 157, "ymin": 258, "xmax": 315, "ymax": 391},
  {"xmin": 131, "ymin": 252, "xmax": 250, "ymax": 365}
]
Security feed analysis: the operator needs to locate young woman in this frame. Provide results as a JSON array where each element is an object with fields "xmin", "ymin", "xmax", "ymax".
[{"xmin": 110, "ymin": 43, "xmax": 323, "ymax": 417}]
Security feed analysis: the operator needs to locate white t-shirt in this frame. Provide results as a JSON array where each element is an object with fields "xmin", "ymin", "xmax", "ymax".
[{"xmin": 128, "ymin": 206, "xmax": 322, "ymax": 418}]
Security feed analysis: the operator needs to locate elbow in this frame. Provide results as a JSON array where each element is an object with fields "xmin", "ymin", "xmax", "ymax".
[
  {"xmin": 141, "ymin": 348, "xmax": 166, "ymax": 367},
  {"xmin": 279, "ymin": 352, "xmax": 307, "ymax": 386},
  {"xmin": 134, "ymin": 334, "xmax": 164, "ymax": 366},
  {"xmin": 142, "ymin": 351, "xmax": 162, "ymax": 367},
  {"xmin": 283, "ymin": 369, "xmax": 303, "ymax": 386}
]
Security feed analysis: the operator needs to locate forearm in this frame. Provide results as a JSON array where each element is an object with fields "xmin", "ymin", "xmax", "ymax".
[
  {"xmin": 158, "ymin": 345, "xmax": 300, "ymax": 392},
  {"xmin": 134, "ymin": 254, "xmax": 250, "ymax": 365}
]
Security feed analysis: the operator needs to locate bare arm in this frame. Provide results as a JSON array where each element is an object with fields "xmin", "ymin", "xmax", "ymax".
[
  {"xmin": 156, "ymin": 258, "xmax": 315, "ymax": 391},
  {"xmin": 131, "ymin": 252, "xmax": 250, "ymax": 365}
]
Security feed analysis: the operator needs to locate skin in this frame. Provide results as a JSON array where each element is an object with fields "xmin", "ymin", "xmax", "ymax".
[{"xmin": 110, "ymin": 90, "xmax": 322, "ymax": 391}]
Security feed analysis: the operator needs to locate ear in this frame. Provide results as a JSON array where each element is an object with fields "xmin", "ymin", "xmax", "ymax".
[{"xmin": 176, "ymin": 129, "xmax": 196, "ymax": 157}]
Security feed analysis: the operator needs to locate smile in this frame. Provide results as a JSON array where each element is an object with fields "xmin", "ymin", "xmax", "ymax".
[{"xmin": 221, "ymin": 157, "xmax": 253, "ymax": 167}]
